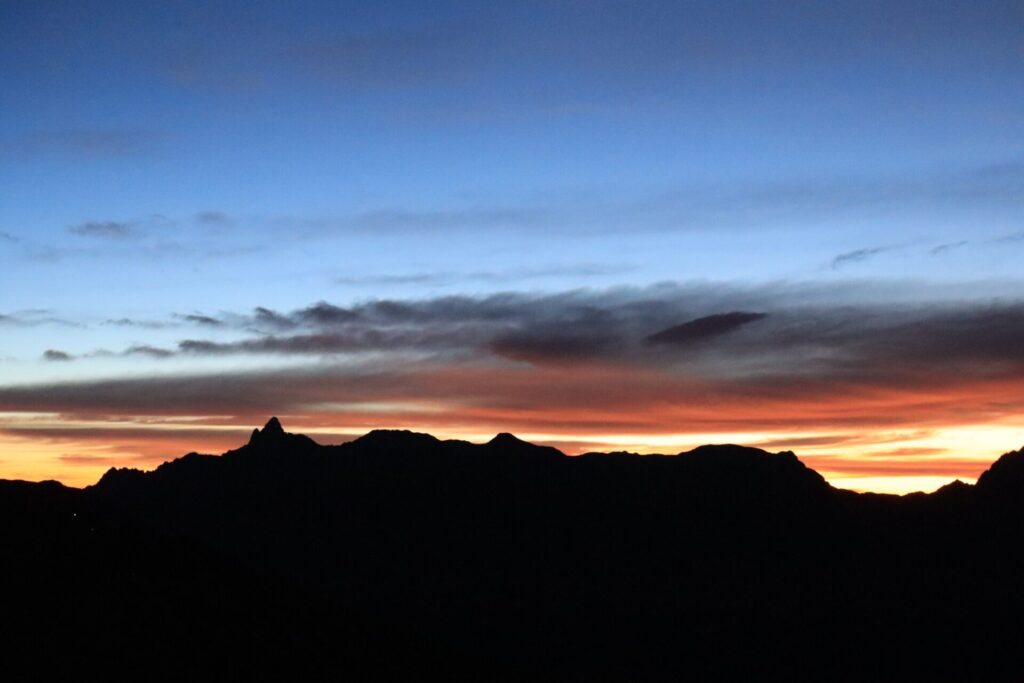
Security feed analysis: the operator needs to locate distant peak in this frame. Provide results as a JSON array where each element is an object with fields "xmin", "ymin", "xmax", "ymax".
[
  {"xmin": 354, "ymin": 429, "xmax": 439, "ymax": 445},
  {"xmin": 248, "ymin": 416, "xmax": 286, "ymax": 446},
  {"xmin": 488, "ymin": 432, "xmax": 524, "ymax": 446}
]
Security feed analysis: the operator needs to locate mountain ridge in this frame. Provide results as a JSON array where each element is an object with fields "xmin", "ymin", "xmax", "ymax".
[
  {"xmin": 5, "ymin": 417, "xmax": 1024, "ymax": 680},
  {"xmin": 6, "ymin": 417, "xmax": 1016, "ymax": 498}
]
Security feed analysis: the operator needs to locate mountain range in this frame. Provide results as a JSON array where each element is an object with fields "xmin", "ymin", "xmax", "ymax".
[{"xmin": 4, "ymin": 418, "xmax": 1024, "ymax": 681}]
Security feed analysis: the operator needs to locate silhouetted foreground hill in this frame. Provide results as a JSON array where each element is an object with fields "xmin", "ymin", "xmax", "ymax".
[{"xmin": 5, "ymin": 419, "xmax": 1024, "ymax": 681}]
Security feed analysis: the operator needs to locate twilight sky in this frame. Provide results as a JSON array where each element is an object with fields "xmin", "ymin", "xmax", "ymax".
[{"xmin": 2, "ymin": 1, "xmax": 1023, "ymax": 492}]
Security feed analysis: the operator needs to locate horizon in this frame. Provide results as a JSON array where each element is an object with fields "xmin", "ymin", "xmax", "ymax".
[
  {"xmin": 58, "ymin": 415, "xmax": 1024, "ymax": 497},
  {"xmin": 3, "ymin": 1, "xmax": 1024, "ymax": 494}
]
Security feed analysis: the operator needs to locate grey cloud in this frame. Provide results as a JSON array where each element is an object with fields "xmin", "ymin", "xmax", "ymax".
[
  {"xmin": 105, "ymin": 318, "xmax": 174, "ymax": 330},
  {"xmin": 832, "ymin": 247, "xmax": 888, "ymax": 269},
  {"xmin": 124, "ymin": 345, "xmax": 175, "ymax": 359},
  {"xmin": 646, "ymin": 312, "xmax": 768, "ymax": 347},
  {"xmin": 0, "ymin": 310, "xmax": 79, "ymax": 328},
  {"xmin": 931, "ymin": 241, "xmax": 969, "ymax": 255},
  {"xmin": 6, "ymin": 129, "xmax": 157, "ymax": 159},
  {"xmin": 354, "ymin": 206, "xmax": 541, "ymax": 232},
  {"xmin": 178, "ymin": 326, "xmax": 487, "ymax": 357},
  {"xmin": 252, "ymin": 306, "xmax": 299, "ymax": 330},
  {"xmin": 39, "ymin": 283, "xmax": 1024, "ymax": 378},
  {"xmin": 177, "ymin": 313, "xmax": 223, "ymax": 327},
  {"xmin": 297, "ymin": 302, "xmax": 361, "ymax": 327},
  {"xmin": 488, "ymin": 333, "xmax": 615, "ymax": 364},
  {"xmin": 247, "ymin": 293, "xmax": 1024, "ymax": 373},
  {"xmin": 195, "ymin": 211, "xmax": 233, "ymax": 225},
  {"xmin": 69, "ymin": 221, "xmax": 136, "ymax": 240},
  {"xmin": 336, "ymin": 273, "xmax": 449, "ymax": 287},
  {"xmin": 993, "ymin": 231, "xmax": 1024, "ymax": 244},
  {"xmin": 335, "ymin": 264, "xmax": 635, "ymax": 287},
  {"xmin": 38, "ymin": 345, "xmax": 173, "ymax": 362}
]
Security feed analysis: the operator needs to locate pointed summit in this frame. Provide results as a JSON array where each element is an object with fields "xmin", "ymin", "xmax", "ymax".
[
  {"xmin": 263, "ymin": 417, "xmax": 284, "ymax": 435},
  {"xmin": 248, "ymin": 416, "xmax": 286, "ymax": 445},
  {"xmin": 488, "ymin": 432, "xmax": 524, "ymax": 446},
  {"xmin": 241, "ymin": 416, "xmax": 318, "ymax": 453}
]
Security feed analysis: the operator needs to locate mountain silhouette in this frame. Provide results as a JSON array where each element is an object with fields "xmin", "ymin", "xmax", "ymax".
[{"xmin": 4, "ymin": 418, "xmax": 1024, "ymax": 681}]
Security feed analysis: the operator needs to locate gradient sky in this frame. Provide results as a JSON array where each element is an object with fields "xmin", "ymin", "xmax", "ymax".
[{"xmin": 2, "ymin": 1, "xmax": 1023, "ymax": 492}]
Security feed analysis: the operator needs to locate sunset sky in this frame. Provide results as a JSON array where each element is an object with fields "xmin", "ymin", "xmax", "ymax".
[{"xmin": 2, "ymin": 1, "xmax": 1023, "ymax": 492}]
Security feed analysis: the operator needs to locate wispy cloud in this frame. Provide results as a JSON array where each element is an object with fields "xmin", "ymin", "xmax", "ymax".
[
  {"xmin": 34, "ymin": 284, "xmax": 1024, "ymax": 382},
  {"xmin": 104, "ymin": 318, "xmax": 174, "ymax": 330},
  {"xmin": 0, "ymin": 310, "xmax": 79, "ymax": 328},
  {"xmin": 175, "ymin": 313, "xmax": 223, "ymax": 327},
  {"xmin": 993, "ymin": 230, "xmax": 1024, "ymax": 244},
  {"xmin": 194, "ymin": 211, "xmax": 233, "ymax": 226},
  {"xmin": 831, "ymin": 246, "xmax": 889, "ymax": 269},
  {"xmin": 123, "ymin": 345, "xmax": 175, "ymax": 359},
  {"xmin": 5, "ymin": 129, "xmax": 159, "ymax": 159},
  {"xmin": 69, "ymin": 220, "xmax": 137, "ymax": 240},
  {"xmin": 334, "ymin": 264, "xmax": 635, "ymax": 287},
  {"xmin": 931, "ymin": 241, "xmax": 969, "ymax": 255}
]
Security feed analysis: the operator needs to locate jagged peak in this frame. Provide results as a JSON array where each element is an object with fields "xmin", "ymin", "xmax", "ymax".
[
  {"xmin": 975, "ymin": 446, "xmax": 1024, "ymax": 492},
  {"xmin": 249, "ymin": 416, "xmax": 286, "ymax": 445}
]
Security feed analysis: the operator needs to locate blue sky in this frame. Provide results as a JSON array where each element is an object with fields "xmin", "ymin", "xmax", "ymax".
[{"xmin": 1, "ymin": 1, "xmax": 1023, "ymax": 490}]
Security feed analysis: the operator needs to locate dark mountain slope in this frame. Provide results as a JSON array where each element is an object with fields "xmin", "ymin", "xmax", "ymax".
[{"xmin": 3, "ymin": 419, "xmax": 1024, "ymax": 681}]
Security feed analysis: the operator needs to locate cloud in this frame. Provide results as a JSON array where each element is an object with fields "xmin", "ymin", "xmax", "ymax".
[
  {"xmin": 176, "ymin": 313, "xmax": 223, "ymax": 327},
  {"xmin": 6, "ymin": 129, "xmax": 158, "ymax": 159},
  {"xmin": 0, "ymin": 231, "xmax": 19, "ymax": 243},
  {"xmin": 69, "ymin": 221, "xmax": 136, "ymax": 239},
  {"xmin": 195, "ymin": 211, "xmax": 233, "ymax": 225},
  {"xmin": 0, "ymin": 311, "xmax": 79, "ymax": 328},
  {"xmin": 38, "ymin": 344, "xmax": 174, "ymax": 362},
  {"xmin": 123, "ymin": 345, "xmax": 174, "ymax": 359},
  {"xmin": 38, "ymin": 284, "xmax": 1019, "ymax": 388},
  {"xmin": 252, "ymin": 306, "xmax": 296, "ymax": 330},
  {"xmin": 646, "ymin": 312, "xmax": 767, "ymax": 347},
  {"xmin": 831, "ymin": 247, "xmax": 889, "ymax": 269},
  {"xmin": 487, "ymin": 333, "xmax": 615, "ymax": 364},
  {"xmin": 335, "ymin": 273, "xmax": 450, "ymax": 287},
  {"xmin": 105, "ymin": 318, "xmax": 174, "ymax": 330},
  {"xmin": 290, "ymin": 205, "xmax": 545, "ymax": 236},
  {"xmin": 57, "ymin": 453, "xmax": 108, "ymax": 465},
  {"xmin": 931, "ymin": 241, "xmax": 969, "ymax": 255},
  {"xmin": 2, "ymin": 353, "xmax": 1024, "ymax": 442},
  {"xmin": 334, "ymin": 264, "xmax": 635, "ymax": 287},
  {"xmin": 993, "ymin": 230, "xmax": 1024, "ymax": 244}
]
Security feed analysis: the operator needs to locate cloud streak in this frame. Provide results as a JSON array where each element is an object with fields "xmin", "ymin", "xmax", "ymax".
[
  {"xmin": 69, "ymin": 221, "xmax": 137, "ymax": 240},
  {"xmin": 832, "ymin": 247, "xmax": 889, "ymax": 269},
  {"xmin": 5, "ymin": 129, "xmax": 158, "ymax": 159},
  {"xmin": 32, "ymin": 284, "xmax": 1024, "ymax": 379}
]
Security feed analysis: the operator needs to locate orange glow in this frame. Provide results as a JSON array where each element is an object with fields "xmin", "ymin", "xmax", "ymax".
[{"xmin": 1, "ymin": 362, "xmax": 1023, "ymax": 493}]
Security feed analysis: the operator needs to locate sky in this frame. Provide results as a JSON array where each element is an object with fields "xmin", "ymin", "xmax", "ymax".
[{"xmin": 1, "ymin": 0, "xmax": 1023, "ymax": 492}]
